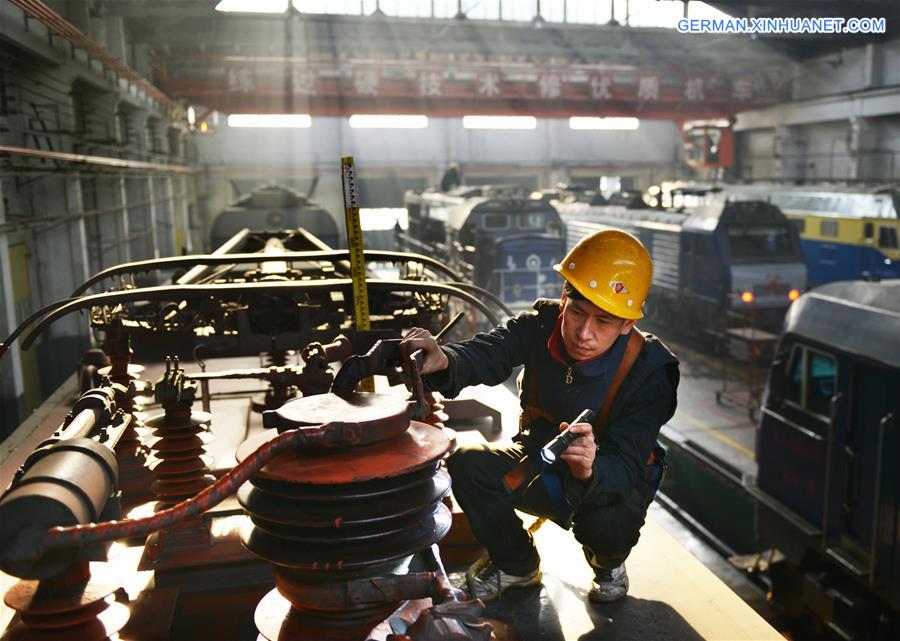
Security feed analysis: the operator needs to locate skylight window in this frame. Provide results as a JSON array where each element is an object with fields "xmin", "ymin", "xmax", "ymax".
[
  {"xmin": 569, "ymin": 117, "xmax": 640, "ymax": 130},
  {"xmin": 463, "ymin": 116, "xmax": 537, "ymax": 130},
  {"xmin": 215, "ymin": 0, "xmax": 288, "ymax": 13},
  {"xmin": 348, "ymin": 115, "xmax": 428, "ymax": 129},
  {"xmin": 227, "ymin": 114, "xmax": 312, "ymax": 128}
]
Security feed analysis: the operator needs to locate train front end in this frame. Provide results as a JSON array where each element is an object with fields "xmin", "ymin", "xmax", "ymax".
[
  {"xmin": 466, "ymin": 200, "xmax": 566, "ymax": 310},
  {"xmin": 719, "ymin": 201, "xmax": 808, "ymax": 330}
]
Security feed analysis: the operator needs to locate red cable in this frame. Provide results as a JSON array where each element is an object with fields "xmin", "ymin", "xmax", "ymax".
[{"xmin": 42, "ymin": 423, "xmax": 338, "ymax": 550}]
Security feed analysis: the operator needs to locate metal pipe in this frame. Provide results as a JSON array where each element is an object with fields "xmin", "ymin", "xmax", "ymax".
[
  {"xmin": 0, "ymin": 145, "xmax": 192, "ymax": 173},
  {"xmin": 0, "ymin": 196, "xmax": 174, "ymax": 234}
]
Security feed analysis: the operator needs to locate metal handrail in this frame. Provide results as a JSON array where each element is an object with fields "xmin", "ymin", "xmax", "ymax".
[
  {"xmin": 869, "ymin": 412, "xmax": 895, "ymax": 586},
  {"xmin": 821, "ymin": 392, "xmax": 844, "ymax": 548},
  {"xmin": 1, "ymin": 278, "xmax": 501, "ymax": 358},
  {"xmin": 71, "ymin": 250, "xmax": 465, "ymax": 296}
]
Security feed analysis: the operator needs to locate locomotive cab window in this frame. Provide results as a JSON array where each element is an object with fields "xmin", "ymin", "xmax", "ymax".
[
  {"xmin": 785, "ymin": 345, "xmax": 837, "ymax": 420},
  {"xmin": 878, "ymin": 226, "xmax": 898, "ymax": 249},
  {"xmin": 820, "ymin": 220, "xmax": 839, "ymax": 237},
  {"xmin": 482, "ymin": 213, "xmax": 509, "ymax": 229},
  {"xmin": 519, "ymin": 212, "xmax": 545, "ymax": 229},
  {"xmin": 725, "ymin": 225, "xmax": 795, "ymax": 262}
]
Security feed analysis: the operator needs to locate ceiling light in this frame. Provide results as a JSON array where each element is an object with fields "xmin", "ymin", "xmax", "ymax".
[
  {"xmin": 215, "ymin": 0, "xmax": 288, "ymax": 12},
  {"xmin": 348, "ymin": 115, "xmax": 428, "ymax": 129},
  {"xmin": 227, "ymin": 114, "xmax": 312, "ymax": 128},
  {"xmin": 463, "ymin": 116, "xmax": 537, "ymax": 130},
  {"xmin": 569, "ymin": 117, "xmax": 640, "ymax": 131}
]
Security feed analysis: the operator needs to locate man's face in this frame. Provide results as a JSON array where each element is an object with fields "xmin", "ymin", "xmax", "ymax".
[{"xmin": 560, "ymin": 292, "xmax": 635, "ymax": 362}]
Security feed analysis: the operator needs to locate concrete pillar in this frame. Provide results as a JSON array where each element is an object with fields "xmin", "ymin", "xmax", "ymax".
[
  {"xmin": 118, "ymin": 177, "xmax": 132, "ymax": 262},
  {"xmin": 848, "ymin": 116, "xmax": 881, "ymax": 181},
  {"xmin": 774, "ymin": 125, "xmax": 806, "ymax": 182},
  {"xmin": 147, "ymin": 177, "xmax": 160, "ymax": 259},
  {"xmin": 0, "ymin": 179, "xmax": 26, "ymax": 429},
  {"xmin": 166, "ymin": 176, "xmax": 186, "ymax": 254},
  {"xmin": 106, "ymin": 17, "xmax": 128, "ymax": 66},
  {"xmin": 862, "ymin": 43, "xmax": 884, "ymax": 90},
  {"xmin": 68, "ymin": 179, "xmax": 92, "ymax": 287},
  {"xmin": 64, "ymin": 0, "xmax": 91, "ymax": 33},
  {"xmin": 132, "ymin": 43, "xmax": 152, "ymax": 82}
]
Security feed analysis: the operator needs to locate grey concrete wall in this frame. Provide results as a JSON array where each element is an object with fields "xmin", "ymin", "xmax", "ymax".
[
  {"xmin": 733, "ymin": 38, "xmax": 900, "ymax": 183},
  {"xmin": 0, "ymin": 1, "xmax": 197, "ymax": 428}
]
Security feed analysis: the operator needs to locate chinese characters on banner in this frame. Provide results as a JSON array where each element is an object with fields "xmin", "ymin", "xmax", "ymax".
[
  {"xmin": 225, "ymin": 67, "xmax": 255, "ymax": 93},
  {"xmin": 222, "ymin": 64, "xmax": 766, "ymax": 104}
]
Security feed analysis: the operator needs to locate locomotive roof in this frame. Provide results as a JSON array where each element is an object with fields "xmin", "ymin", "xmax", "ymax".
[
  {"xmin": 783, "ymin": 280, "xmax": 900, "ymax": 370},
  {"xmin": 408, "ymin": 186, "xmax": 560, "ymax": 229},
  {"xmin": 554, "ymin": 199, "xmax": 787, "ymax": 234},
  {"xmin": 229, "ymin": 184, "xmax": 319, "ymax": 211}
]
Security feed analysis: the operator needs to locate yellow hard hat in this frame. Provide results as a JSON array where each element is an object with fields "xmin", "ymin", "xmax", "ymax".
[{"xmin": 553, "ymin": 229, "xmax": 652, "ymax": 320}]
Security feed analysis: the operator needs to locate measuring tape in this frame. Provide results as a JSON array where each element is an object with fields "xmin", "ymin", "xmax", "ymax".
[{"xmin": 340, "ymin": 156, "xmax": 375, "ymax": 392}]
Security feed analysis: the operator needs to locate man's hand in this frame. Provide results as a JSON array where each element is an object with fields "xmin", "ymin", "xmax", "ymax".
[
  {"xmin": 399, "ymin": 327, "xmax": 449, "ymax": 374},
  {"xmin": 558, "ymin": 420, "xmax": 596, "ymax": 481}
]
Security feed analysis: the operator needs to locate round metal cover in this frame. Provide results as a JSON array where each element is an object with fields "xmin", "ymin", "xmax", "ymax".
[
  {"xmin": 236, "ymin": 421, "xmax": 450, "ymax": 485},
  {"xmin": 263, "ymin": 392, "xmax": 409, "ymax": 441}
]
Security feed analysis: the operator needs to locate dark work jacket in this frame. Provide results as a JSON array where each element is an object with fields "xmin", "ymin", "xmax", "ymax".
[{"xmin": 425, "ymin": 298, "xmax": 680, "ymax": 509}]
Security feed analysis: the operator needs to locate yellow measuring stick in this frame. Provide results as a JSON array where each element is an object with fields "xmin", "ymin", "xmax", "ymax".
[{"xmin": 340, "ymin": 156, "xmax": 375, "ymax": 392}]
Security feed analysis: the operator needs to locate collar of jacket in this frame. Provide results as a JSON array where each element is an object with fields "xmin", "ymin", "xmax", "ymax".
[{"xmin": 544, "ymin": 305, "xmax": 631, "ymax": 379}]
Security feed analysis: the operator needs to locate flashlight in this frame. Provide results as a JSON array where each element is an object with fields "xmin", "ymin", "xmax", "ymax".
[{"xmin": 540, "ymin": 408, "xmax": 596, "ymax": 464}]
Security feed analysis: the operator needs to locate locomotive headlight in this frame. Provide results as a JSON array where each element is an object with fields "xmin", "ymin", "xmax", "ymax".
[
  {"xmin": 788, "ymin": 289, "xmax": 800, "ymax": 301},
  {"xmin": 740, "ymin": 291, "xmax": 754, "ymax": 303}
]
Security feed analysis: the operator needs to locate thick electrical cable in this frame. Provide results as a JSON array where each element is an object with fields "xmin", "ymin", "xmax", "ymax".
[{"xmin": 41, "ymin": 422, "xmax": 346, "ymax": 551}]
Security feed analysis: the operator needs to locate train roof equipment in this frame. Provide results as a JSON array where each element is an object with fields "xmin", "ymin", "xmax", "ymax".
[{"xmin": 781, "ymin": 279, "xmax": 900, "ymax": 370}]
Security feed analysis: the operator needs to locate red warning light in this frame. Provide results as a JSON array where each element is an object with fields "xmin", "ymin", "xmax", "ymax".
[
  {"xmin": 741, "ymin": 291, "xmax": 754, "ymax": 303},
  {"xmin": 788, "ymin": 289, "xmax": 800, "ymax": 301}
]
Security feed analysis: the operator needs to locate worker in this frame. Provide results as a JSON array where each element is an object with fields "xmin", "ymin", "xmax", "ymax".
[
  {"xmin": 440, "ymin": 162, "xmax": 462, "ymax": 191},
  {"xmin": 400, "ymin": 229, "xmax": 679, "ymax": 602}
]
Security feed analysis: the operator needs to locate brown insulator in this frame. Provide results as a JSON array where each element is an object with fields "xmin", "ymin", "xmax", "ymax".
[
  {"xmin": 421, "ymin": 391, "xmax": 449, "ymax": 428},
  {"xmin": 2, "ymin": 562, "xmax": 129, "ymax": 641},
  {"xmin": 145, "ymin": 358, "xmax": 215, "ymax": 508},
  {"xmin": 103, "ymin": 331, "xmax": 152, "ymax": 502},
  {"xmin": 237, "ymin": 392, "xmax": 453, "ymax": 641},
  {"xmin": 145, "ymin": 407, "xmax": 215, "ymax": 507}
]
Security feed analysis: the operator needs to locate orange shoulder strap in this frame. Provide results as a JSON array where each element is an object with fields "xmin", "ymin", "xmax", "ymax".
[{"xmin": 594, "ymin": 329, "xmax": 645, "ymax": 438}]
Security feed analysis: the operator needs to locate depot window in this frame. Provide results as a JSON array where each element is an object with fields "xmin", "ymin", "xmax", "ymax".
[{"xmin": 785, "ymin": 345, "xmax": 837, "ymax": 420}]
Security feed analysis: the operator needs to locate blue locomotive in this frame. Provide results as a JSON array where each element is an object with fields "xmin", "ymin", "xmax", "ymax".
[
  {"xmin": 554, "ymin": 196, "xmax": 808, "ymax": 333},
  {"xmin": 712, "ymin": 185, "xmax": 900, "ymax": 286},
  {"xmin": 752, "ymin": 280, "xmax": 900, "ymax": 639},
  {"xmin": 401, "ymin": 185, "xmax": 566, "ymax": 309}
]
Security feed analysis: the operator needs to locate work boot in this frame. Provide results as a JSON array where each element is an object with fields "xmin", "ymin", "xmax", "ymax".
[
  {"xmin": 588, "ymin": 563, "xmax": 629, "ymax": 603},
  {"xmin": 465, "ymin": 558, "xmax": 542, "ymax": 602}
]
